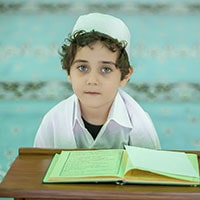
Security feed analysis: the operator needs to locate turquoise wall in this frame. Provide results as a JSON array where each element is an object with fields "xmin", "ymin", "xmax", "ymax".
[{"xmin": 0, "ymin": 0, "xmax": 200, "ymax": 189}]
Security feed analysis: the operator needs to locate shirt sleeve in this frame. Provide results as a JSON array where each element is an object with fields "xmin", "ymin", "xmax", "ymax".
[
  {"xmin": 129, "ymin": 111, "xmax": 161, "ymax": 150},
  {"xmin": 144, "ymin": 112, "xmax": 161, "ymax": 149},
  {"xmin": 33, "ymin": 114, "xmax": 55, "ymax": 148},
  {"xmin": 33, "ymin": 97, "xmax": 77, "ymax": 149}
]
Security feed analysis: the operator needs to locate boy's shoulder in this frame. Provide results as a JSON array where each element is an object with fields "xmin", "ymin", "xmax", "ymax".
[
  {"xmin": 46, "ymin": 94, "xmax": 76, "ymax": 116},
  {"xmin": 118, "ymin": 89, "xmax": 147, "ymax": 117},
  {"xmin": 118, "ymin": 89, "xmax": 138, "ymax": 106}
]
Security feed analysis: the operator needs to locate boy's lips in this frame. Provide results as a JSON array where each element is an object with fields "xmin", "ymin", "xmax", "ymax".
[{"xmin": 84, "ymin": 91, "xmax": 100, "ymax": 95}]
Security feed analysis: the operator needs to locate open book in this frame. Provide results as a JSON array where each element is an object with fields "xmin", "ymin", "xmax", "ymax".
[{"xmin": 43, "ymin": 146, "xmax": 200, "ymax": 185}]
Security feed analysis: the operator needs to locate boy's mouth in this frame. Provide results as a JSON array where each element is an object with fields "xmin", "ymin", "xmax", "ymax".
[{"xmin": 84, "ymin": 91, "xmax": 100, "ymax": 95}]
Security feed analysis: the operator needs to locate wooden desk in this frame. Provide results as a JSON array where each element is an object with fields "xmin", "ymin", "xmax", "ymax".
[{"xmin": 0, "ymin": 148, "xmax": 200, "ymax": 200}]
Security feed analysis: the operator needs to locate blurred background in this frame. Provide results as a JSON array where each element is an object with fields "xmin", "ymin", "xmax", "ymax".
[{"xmin": 0, "ymin": 0, "xmax": 200, "ymax": 185}]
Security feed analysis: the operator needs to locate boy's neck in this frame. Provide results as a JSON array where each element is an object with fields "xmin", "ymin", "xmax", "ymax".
[{"xmin": 80, "ymin": 104, "xmax": 111, "ymax": 125}]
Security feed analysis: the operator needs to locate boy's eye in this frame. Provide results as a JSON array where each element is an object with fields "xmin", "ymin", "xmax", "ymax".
[
  {"xmin": 101, "ymin": 67, "xmax": 112, "ymax": 73},
  {"xmin": 78, "ymin": 65, "xmax": 88, "ymax": 72}
]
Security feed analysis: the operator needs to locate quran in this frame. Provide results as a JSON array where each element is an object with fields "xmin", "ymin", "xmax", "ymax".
[{"xmin": 43, "ymin": 146, "xmax": 200, "ymax": 185}]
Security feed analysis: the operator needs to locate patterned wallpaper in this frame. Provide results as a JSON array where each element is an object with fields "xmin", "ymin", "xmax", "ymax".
[
  {"xmin": 1, "ymin": 81, "xmax": 200, "ymax": 102},
  {"xmin": 0, "ymin": 0, "xmax": 200, "ymax": 184}
]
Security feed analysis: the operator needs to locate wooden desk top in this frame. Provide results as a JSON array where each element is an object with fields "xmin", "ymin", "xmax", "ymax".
[{"xmin": 0, "ymin": 148, "xmax": 200, "ymax": 200}]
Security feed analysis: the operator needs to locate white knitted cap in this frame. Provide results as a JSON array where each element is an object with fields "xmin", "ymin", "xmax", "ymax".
[{"xmin": 72, "ymin": 13, "xmax": 131, "ymax": 59}]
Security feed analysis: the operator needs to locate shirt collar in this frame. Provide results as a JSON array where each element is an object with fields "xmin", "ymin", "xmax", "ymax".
[
  {"xmin": 72, "ymin": 92, "xmax": 133, "ymax": 129},
  {"xmin": 107, "ymin": 92, "xmax": 132, "ymax": 129},
  {"xmin": 73, "ymin": 95, "xmax": 84, "ymax": 128}
]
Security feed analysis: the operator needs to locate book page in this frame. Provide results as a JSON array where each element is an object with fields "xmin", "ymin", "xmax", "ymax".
[
  {"xmin": 125, "ymin": 146, "xmax": 199, "ymax": 182},
  {"xmin": 49, "ymin": 149, "xmax": 125, "ymax": 178},
  {"xmin": 43, "ymin": 153, "xmax": 60, "ymax": 182}
]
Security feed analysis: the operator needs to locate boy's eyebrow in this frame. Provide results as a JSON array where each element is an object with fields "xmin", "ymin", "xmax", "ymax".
[
  {"xmin": 72, "ymin": 59, "xmax": 88, "ymax": 64},
  {"xmin": 101, "ymin": 61, "xmax": 117, "ymax": 66},
  {"xmin": 72, "ymin": 59, "xmax": 117, "ymax": 66}
]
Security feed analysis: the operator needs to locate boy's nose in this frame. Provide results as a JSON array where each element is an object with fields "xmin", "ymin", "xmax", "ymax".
[{"xmin": 86, "ymin": 72, "xmax": 99, "ymax": 85}]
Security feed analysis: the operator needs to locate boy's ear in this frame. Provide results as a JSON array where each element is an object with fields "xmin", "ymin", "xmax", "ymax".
[
  {"xmin": 67, "ymin": 73, "xmax": 72, "ymax": 83},
  {"xmin": 120, "ymin": 66, "xmax": 134, "ymax": 87}
]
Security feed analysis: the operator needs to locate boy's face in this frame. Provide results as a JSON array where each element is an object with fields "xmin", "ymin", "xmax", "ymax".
[{"xmin": 68, "ymin": 41, "xmax": 131, "ymax": 112}]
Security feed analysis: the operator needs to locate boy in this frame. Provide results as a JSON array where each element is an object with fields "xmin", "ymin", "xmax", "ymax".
[{"xmin": 34, "ymin": 13, "xmax": 161, "ymax": 149}]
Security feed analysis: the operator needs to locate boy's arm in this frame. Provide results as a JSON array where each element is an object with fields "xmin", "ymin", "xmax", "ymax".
[
  {"xmin": 145, "ymin": 112, "xmax": 161, "ymax": 149},
  {"xmin": 34, "ymin": 115, "xmax": 55, "ymax": 148}
]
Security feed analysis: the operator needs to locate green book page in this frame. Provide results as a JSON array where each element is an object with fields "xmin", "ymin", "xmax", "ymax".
[
  {"xmin": 124, "ymin": 146, "xmax": 200, "ymax": 182},
  {"xmin": 43, "ymin": 153, "xmax": 60, "ymax": 182},
  {"xmin": 47, "ymin": 149, "xmax": 125, "ymax": 181}
]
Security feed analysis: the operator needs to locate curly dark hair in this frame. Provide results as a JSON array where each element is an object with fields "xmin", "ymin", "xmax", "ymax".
[{"xmin": 59, "ymin": 30, "xmax": 131, "ymax": 80}]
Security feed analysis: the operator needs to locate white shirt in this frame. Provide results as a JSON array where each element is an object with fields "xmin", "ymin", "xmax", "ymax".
[{"xmin": 34, "ymin": 90, "xmax": 161, "ymax": 149}]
